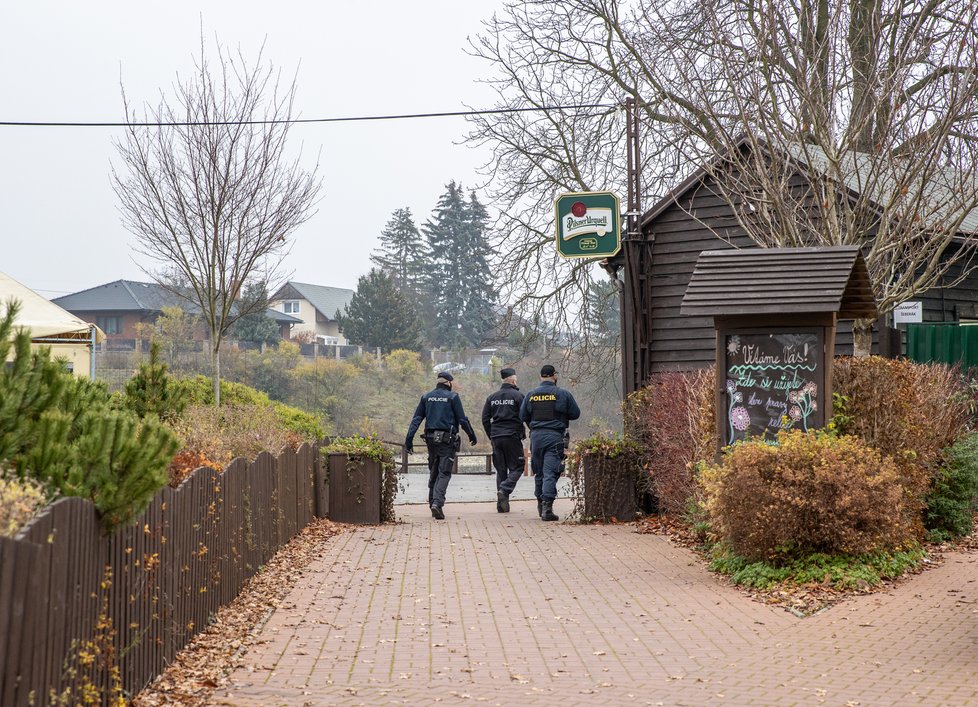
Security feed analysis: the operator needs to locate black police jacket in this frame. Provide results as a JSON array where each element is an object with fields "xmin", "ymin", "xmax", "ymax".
[
  {"xmin": 481, "ymin": 383, "xmax": 526, "ymax": 439},
  {"xmin": 519, "ymin": 380, "xmax": 581, "ymax": 433},
  {"xmin": 406, "ymin": 383, "xmax": 477, "ymax": 443}
]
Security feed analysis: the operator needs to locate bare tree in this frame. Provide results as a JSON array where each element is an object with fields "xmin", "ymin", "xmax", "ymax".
[
  {"xmin": 471, "ymin": 0, "xmax": 978, "ymax": 355},
  {"xmin": 113, "ymin": 37, "xmax": 321, "ymax": 404}
]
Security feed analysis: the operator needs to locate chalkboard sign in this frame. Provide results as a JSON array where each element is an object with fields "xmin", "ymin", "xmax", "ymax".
[{"xmin": 722, "ymin": 329, "xmax": 824, "ymax": 444}]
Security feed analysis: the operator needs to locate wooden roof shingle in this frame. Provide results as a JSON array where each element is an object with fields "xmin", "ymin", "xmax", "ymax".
[{"xmin": 680, "ymin": 246, "xmax": 878, "ymax": 320}]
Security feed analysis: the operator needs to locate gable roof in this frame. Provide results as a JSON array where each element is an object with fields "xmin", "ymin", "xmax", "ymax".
[
  {"xmin": 53, "ymin": 280, "xmax": 303, "ymax": 324},
  {"xmin": 1, "ymin": 272, "xmax": 105, "ymax": 341},
  {"xmin": 640, "ymin": 138, "xmax": 978, "ymax": 235},
  {"xmin": 52, "ymin": 280, "xmax": 175, "ymax": 312},
  {"xmin": 271, "ymin": 282, "xmax": 354, "ymax": 321},
  {"xmin": 680, "ymin": 246, "xmax": 878, "ymax": 320}
]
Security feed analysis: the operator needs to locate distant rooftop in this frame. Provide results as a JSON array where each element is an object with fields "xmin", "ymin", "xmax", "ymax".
[
  {"xmin": 53, "ymin": 280, "xmax": 176, "ymax": 312},
  {"xmin": 53, "ymin": 279, "xmax": 303, "ymax": 324},
  {"xmin": 270, "ymin": 281, "xmax": 354, "ymax": 321}
]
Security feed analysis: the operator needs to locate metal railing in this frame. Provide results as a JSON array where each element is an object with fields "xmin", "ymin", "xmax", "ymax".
[{"xmin": 382, "ymin": 439, "xmax": 494, "ymax": 475}]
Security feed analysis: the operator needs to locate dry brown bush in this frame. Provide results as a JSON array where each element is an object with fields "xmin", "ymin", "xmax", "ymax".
[
  {"xmin": 702, "ymin": 431, "xmax": 915, "ymax": 562},
  {"xmin": 0, "ymin": 472, "xmax": 48, "ymax": 536},
  {"xmin": 168, "ymin": 404, "xmax": 302, "ymax": 483},
  {"xmin": 833, "ymin": 357, "xmax": 970, "ymax": 501},
  {"xmin": 624, "ymin": 367, "xmax": 715, "ymax": 514}
]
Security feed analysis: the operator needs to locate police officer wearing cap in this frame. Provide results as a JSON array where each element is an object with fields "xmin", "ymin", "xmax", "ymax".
[
  {"xmin": 481, "ymin": 367, "xmax": 526, "ymax": 513},
  {"xmin": 519, "ymin": 364, "xmax": 581, "ymax": 521},
  {"xmin": 405, "ymin": 371, "xmax": 478, "ymax": 520}
]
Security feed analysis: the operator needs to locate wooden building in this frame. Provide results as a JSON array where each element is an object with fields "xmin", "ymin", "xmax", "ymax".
[{"xmin": 609, "ymin": 146, "xmax": 978, "ymax": 393}]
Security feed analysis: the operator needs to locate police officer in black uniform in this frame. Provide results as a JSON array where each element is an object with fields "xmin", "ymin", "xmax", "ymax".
[
  {"xmin": 519, "ymin": 364, "xmax": 581, "ymax": 521},
  {"xmin": 405, "ymin": 371, "xmax": 478, "ymax": 520},
  {"xmin": 481, "ymin": 367, "xmax": 526, "ymax": 513}
]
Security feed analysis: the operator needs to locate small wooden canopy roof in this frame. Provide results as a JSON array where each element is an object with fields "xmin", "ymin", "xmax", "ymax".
[{"xmin": 680, "ymin": 246, "xmax": 878, "ymax": 319}]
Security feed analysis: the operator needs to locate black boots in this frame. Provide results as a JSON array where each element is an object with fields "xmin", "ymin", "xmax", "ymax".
[
  {"xmin": 541, "ymin": 501, "xmax": 559, "ymax": 522},
  {"xmin": 537, "ymin": 498, "xmax": 543, "ymax": 517},
  {"xmin": 497, "ymin": 491, "xmax": 510, "ymax": 513},
  {"xmin": 430, "ymin": 505, "xmax": 445, "ymax": 520}
]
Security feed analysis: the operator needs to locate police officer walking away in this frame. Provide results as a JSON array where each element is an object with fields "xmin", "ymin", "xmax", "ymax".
[
  {"xmin": 405, "ymin": 371, "xmax": 478, "ymax": 520},
  {"xmin": 481, "ymin": 367, "xmax": 526, "ymax": 513},
  {"xmin": 519, "ymin": 365, "xmax": 581, "ymax": 521}
]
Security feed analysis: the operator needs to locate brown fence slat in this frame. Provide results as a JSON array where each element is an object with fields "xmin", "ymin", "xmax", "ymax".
[
  {"xmin": 0, "ymin": 538, "xmax": 19, "ymax": 701},
  {"xmin": 0, "ymin": 443, "xmax": 320, "ymax": 702}
]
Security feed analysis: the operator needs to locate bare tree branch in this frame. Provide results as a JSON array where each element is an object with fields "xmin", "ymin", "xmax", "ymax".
[
  {"xmin": 469, "ymin": 0, "xmax": 978, "ymax": 359},
  {"xmin": 112, "ymin": 36, "xmax": 321, "ymax": 403}
]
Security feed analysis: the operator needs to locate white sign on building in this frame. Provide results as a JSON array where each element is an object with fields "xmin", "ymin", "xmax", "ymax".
[{"xmin": 893, "ymin": 301, "xmax": 923, "ymax": 324}]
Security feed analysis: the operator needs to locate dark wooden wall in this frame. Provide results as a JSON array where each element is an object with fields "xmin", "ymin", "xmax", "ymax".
[
  {"xmin": 639, "ymin": 174, "xmax": 894, "ymax": 374},
  {"xmin": 917, "ymin": 244, "xmax": 978, "ymax": 323}
]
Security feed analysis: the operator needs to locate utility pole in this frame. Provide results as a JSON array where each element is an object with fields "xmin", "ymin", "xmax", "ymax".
[{"xmin": 620, "ymin": 96, "xmax": 650, "ymax": 396}]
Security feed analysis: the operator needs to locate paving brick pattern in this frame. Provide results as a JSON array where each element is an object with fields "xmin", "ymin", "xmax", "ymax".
[{"xmin": 218, "ymin": 500, "xmax": 978, "ymax": 705}]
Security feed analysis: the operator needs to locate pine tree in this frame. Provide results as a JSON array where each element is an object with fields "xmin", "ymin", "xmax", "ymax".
[
  {"xmin": 370, "ymin": 208, "xmax": 427, "ymax": 292},
  {"xmin": 0, "ymin": 300, "xmax": 179, "ymax": 530},
  {"xmin": 422, "ymin": 182, "xmax": 497, "ymax": 349},
  {"xmin": 123, "ymin": 342, "xmax": 188, "ymax": 420},
  {"xmin": 335, "ymin": 269, "xmax": 423, "ymax": 352},
  {"xmin": 461, "ymin": 190, "xmax": 498, "ymax": 345}
]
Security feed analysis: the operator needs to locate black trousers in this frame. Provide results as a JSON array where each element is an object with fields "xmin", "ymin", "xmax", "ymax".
[
  {"xmin": 491, "ymin": 436, "xmax": 525, "ymax": 496},
  {"xmin": 530, "ymin": 429, "xmax": 564, "ymax": 503},
  {"xmin": 425, "ymin": 438, "xmax": 456, "ymax": 508}
]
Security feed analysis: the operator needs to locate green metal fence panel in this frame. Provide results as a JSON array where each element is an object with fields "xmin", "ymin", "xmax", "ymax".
[{"xmin": 907, "ymin": 324, "xmax": 978, "ymax": 367}]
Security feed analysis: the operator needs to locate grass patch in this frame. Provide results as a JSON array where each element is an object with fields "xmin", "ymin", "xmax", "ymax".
[{"xmin": 709, "ymin": 545, "xmax": 926, "ymax": 589}]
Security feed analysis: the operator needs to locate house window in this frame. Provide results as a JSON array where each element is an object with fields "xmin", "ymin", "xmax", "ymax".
[
  {"xmin": 283, "ymin": 300, "xmax": 300, "ymax": 315},
  {"xmin": 96, "ymin": 316, "xmax": 122, "ymax": 335}
]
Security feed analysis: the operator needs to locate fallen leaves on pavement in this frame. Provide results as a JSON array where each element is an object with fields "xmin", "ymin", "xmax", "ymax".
[{"xmin": 133, "ymin": 517, "xmax": 345, "ymax": 706}]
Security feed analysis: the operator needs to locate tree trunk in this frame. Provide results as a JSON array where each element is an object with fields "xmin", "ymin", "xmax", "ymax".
[
  {"xmin": 852, "ymin": 318, "xmax": 873, "ymax": 357},
  {"xmin": 211, "ymin": 343, "xmax": 222, "ymax": 407}
]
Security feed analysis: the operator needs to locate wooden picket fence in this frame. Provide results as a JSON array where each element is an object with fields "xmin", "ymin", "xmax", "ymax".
[{"xmin": 0, "ymin": 442, "xmax": 324, "ymax": 706}]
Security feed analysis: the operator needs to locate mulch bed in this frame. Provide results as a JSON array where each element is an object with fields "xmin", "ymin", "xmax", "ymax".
[
  {"xmin": 635, "ymin": 513, "xmax": 977, "ymax": 617},
  {"xmin": 133, "ymin": 517, "xmax": 345, "ymax": 706}
]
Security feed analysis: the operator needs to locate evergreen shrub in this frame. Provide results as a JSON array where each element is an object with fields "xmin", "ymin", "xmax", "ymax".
[
  {"xmin": 0, "ymin": 301, "xmax": 178, "ymax": 530},
  {"xmin": 623, "ymin": 368, "xmax": 714, "ymax": 515},
  {"xmin": 702, "ymin": 430, "xmax": 915, "ymax": 562},
  {"xmin": 171, "ymin": 375, "xmax": 327, "ymax": 440},
  {"xmin": 120, "ymin": 342, "xmax": 187, "ymax": 420},
  {"xmin": 925, "ymin": 432, "xmax": 978, "ymax": 542}
]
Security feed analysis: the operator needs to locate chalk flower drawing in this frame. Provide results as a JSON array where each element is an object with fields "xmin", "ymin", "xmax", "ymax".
[
  {"xmin": 730, "ymin": 406, "xmax": 751, "ymax": 431},
  {"xmin": 786, "ymin": 382, "xmax": 818, "ymax": 431}
]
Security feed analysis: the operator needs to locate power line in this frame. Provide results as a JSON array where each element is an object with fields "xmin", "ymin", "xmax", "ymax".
[{"xmin": 0, "ymin": 103, "xmax": 619, "ymax": 128}]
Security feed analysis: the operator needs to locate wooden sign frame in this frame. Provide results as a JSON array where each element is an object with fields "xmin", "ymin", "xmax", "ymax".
[{"xmin": 715, "ymin": 313, "xmax": 836, "ymax": 453}]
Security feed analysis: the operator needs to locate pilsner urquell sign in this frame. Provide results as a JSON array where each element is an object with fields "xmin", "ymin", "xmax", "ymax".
[{"xmin": 554, "ymin": 191, "xmax": 621, "ymax": 258}]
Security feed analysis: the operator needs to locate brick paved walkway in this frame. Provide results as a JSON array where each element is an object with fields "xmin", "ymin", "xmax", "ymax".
[{"xmin": 218, "ymin": 500, "xmax": 978, "ymax": 705}]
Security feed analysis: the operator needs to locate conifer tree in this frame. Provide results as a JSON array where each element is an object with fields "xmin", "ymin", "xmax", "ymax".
[
  {"xmin": 123, "ymin": 342, "xmax": 188, "ymax": 420},
  {"xmin": 231, "ymin": 282, "xmax": 280, "ymax": 345},
  {"xmin": 370, "ymin": 208, "xmax": 427, "ymax": 292},
  {"xmin": 0, "ymin": 300, "xmax": 179, "ymax": 530},
  {"xmin": 336, "ymin": 269, "xmax": 423, "ymax": 352},
  {"xmin": 422, "ymin": 182, "xmax": 497, "ymax": 349}
]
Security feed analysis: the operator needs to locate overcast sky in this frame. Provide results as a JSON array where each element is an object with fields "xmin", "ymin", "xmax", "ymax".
[{"xmin": 0, "ymin": 1, "xmax": 503, "ymax": 298}]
